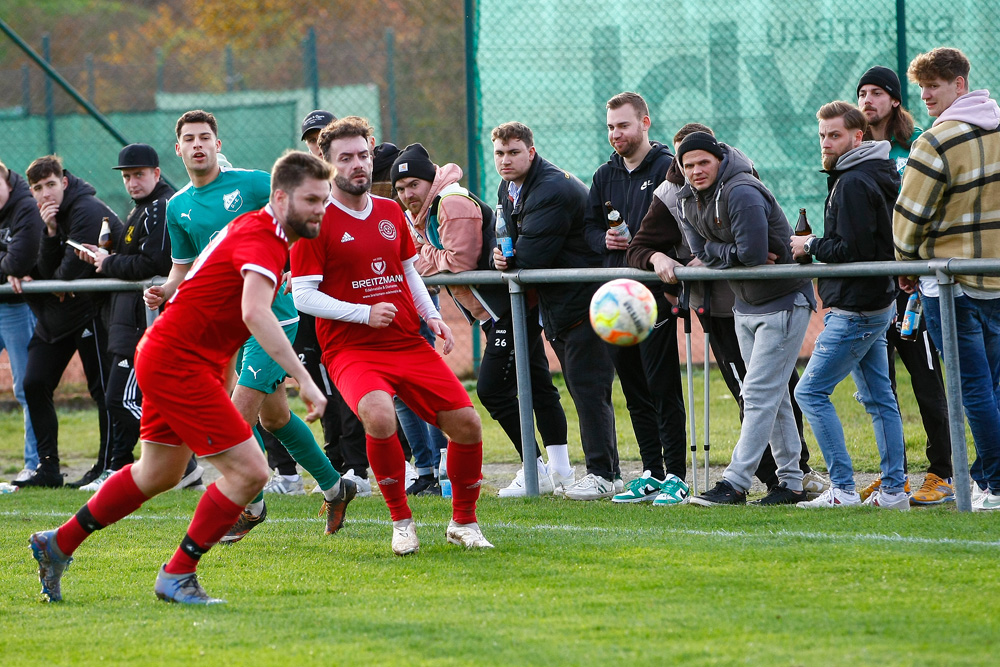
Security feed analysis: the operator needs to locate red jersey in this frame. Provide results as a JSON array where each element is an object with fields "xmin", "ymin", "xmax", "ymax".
[
  {"xmin": 291, "ymin": 194, "xmax": 422, "ymax": 352},
  {"xmin": 140, "ymin": 207, "xmax": 288, "ymax": 368}
]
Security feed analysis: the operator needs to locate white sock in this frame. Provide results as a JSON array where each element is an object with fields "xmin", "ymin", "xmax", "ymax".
[
  {"xmin": 247, "ymin": 500, "xmax": 265, "ymax": 516},
  {"xmin": 545, "ymin": 445, "xmax": 571, "ymax": 477},
  {"xmin": 281, "ymin": 474, "xmax": 301, "ymax": 481},
  {"xmin": 322, "ymin": 479, "xmax": 342, "ymax": 501}
]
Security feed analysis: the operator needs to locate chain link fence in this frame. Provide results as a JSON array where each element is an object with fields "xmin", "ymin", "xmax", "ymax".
[{"xmin": 470, "ymin": 0, "xmax": 1000, "ymax": 232}]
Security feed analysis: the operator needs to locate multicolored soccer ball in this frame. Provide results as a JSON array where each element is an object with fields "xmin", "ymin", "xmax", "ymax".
[{"xmin": 589, "ymin": 279, "xmax": 657, "ymax": 346}]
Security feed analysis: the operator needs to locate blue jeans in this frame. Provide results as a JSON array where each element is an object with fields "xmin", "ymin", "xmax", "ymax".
[
  {"xmin": 0, "ymin": 302, "xmax": 38, "ymax": 469},
  {"xmin": 794, "ymin": 307, "xmax": 905, "ymax": 493},
  {"xmin": 923, "ymin": 294, "xmax": 1000, "ymax": 492}
]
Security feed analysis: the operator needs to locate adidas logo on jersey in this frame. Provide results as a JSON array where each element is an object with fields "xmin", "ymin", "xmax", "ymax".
[
  {"xmin": 223, "ymin": 189, "xmax": 244, "ymax": 213},
  {"xmin": 117, "ymin": 359, "xmax": 130, "ymax": 368},
  {"xmin": 81, "ymin": 328, "xmax": 93, "ymax": 338},
  {"xmin": 341, "ymin": 231, "xmax": 355, "ymax": 243}
]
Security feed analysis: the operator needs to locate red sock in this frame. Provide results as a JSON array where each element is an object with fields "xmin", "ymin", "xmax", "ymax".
[
  {"xmin": 448, "ymin": 441, "xmax": 483, "ymax": 524},
  {"xmin": 56, "ymin": 464, "xmax": 149, "ymax": 556},
  {"xmin": 164, "ymin": 483, "xmax": 244, "ymax": 575},
  {"xmin": 366, "ymin": 433, "xmax": 411, "ymax": 522}
]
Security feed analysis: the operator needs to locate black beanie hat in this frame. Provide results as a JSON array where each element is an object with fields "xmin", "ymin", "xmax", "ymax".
[
  {"xmin": 390, "ymin": 143, "xmax": 437, "ymax": 185},
  {"xmin": 675, "ymin": 132, "xmax": 724, "ymax": 164},
  {"xmin": 372, "ymin": 143, "xmax": 401, "ymax": 175},
  {"xmin": 857, "ymin": 66, "xmax": 902, "ymax": 102}
]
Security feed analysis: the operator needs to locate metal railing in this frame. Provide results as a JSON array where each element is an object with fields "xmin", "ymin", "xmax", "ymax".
[{"xmin": 3, "ymin": 257, "xmax": 996, "ymax": 511}]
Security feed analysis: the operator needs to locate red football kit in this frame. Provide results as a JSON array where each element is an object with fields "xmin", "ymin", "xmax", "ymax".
[
  {"xmin": 136, "ymin": 207, "xmax": 288, "ymax": 454},
  {"xmin": 290, "ymin": 195, "xmax": 471, "ymax": 421}
]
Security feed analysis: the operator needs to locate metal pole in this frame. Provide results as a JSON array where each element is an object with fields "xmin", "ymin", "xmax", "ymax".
[
  {"xmin": 304, "ymin": 27, "xmax": 319, "ymax": 110},
  {"xmin": 508, "ymin": 276, "xmax": 539, "ymax": 496},
  {"xmin": 155, "ymin": 47, "xmax": 165, "ymax": 92},
  {"xmin": 42, "ymin": 33, "xmax": 55, "ymax": 155},
  {"xmin": 385, "ymin": 28, "xmax": 398, "ymax": 144},
  {"xmin": 896, "ymin": 0, "xmax": 909, "ymax": 107},
  {"xmin": 85, "ymin": 54, "xmax": 95, "ymax": 104},
  {"xmin": 701, "ymin": 284, "xmax": 711, "ymax": 491},
  {"xmin": 463, "ymin": 0, "xmax": 481, "ymax": 197},
  {"xmin": 21, "ymin": 64, "xmax": 31, "ymax": 115},
  {"xmin": 935, "ymin": 267, "xmax": 972, "ymax": 511},
  {"xmin": 225, "ymin": 45, "xmax": 235, "ymax": 92}
]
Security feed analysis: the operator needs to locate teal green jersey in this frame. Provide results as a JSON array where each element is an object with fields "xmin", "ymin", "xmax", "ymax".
[
  {"xmin": 166, "ymin": 167, "xmax": 298, "ymax": 324},
  {"xmin": 889, "ymin": 127, "xmax": 923, "ymax": 176}
]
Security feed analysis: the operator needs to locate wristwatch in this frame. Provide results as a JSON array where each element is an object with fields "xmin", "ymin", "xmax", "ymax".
[{"xmin": 803, "ymin": 236, "xmax": 816, "ymax": 255}]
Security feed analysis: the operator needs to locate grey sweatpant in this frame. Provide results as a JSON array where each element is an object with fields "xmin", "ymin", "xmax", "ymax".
[{"xmin": 722, "ymin": 304, "xmax": 811, "ymax": 493}]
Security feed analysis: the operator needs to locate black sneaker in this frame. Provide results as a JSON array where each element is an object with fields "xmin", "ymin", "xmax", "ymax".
[
  {"xmin": 406, "ymin": 474, "xmax": 439, "ymax": 496},
  {"xmin": 750, "ymin": 483, "xmax": 806, "ymax": 506},
  {"xmin": 320, "ymin": 477, "xmax": 357, "ymax": 535},
  {"xmin": 66, "ymin": 466, "xmax": 102, "ymax": 489},
  {"xmin": 688, "ymin": 480, "xmax": 746, "ymax": 507},
  {"xmin": 219, "ymin": 503, "xmax": 267, "ymax": 544},
  {"xmin": 14, "ymin": 466, "xmax": 64, "ymax": 489}
]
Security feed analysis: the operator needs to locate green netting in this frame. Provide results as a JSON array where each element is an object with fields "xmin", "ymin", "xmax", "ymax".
[{"xmin": 472, "ymin": 0, "xmax": 1000, "ymax": 232}]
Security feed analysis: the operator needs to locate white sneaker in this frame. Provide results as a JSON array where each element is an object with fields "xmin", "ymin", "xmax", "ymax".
[
  {"xmin": 446, "ymin": 520, "xmax": 494, "ymax": 549},
  {"xmin": 797, "ymin": 487, "xmax": 861, "ymax": 508},
  {"xmin": 863, "ymin": 488, "xmax": 911, "ymax": 511},
  {"xmin": 564, "ymin": 473, "xmax": 615, "ymax": 501},
  {"xmin": 262, "ymin": 472, "xmax": 305, "ymax": 495},
  {"xmin": 391, "ymin": 518, "xmax": 419, "ymax": 556},
  {"xmin": 549, "ymin": 468, "xmax": 576, "ymax": 496},
  {"xmin": 173, "ymin": 464, "xmax": 206, "ymax": 491},
  {"xmin": 80, "ymin": 469, "xmax": 113, "ymax": 492},
  {"xmin": 614, "ymin": 474, "xmax": 624, "ymax": 494},
  {"xmin": 498, "ymin": 466, "xmax": 555, "ymax": 497},
  {"xmin": 974, "ymin": 490, "xmax": 1000, "ymax": 511},
  {"xmin": 343, "ymin": 469, "xmax": 372, "ymax": 497},
  {"xmin": 404, "ymin": 461, "xmax": 419, "ymax": 486},
  {"xmin": 971, "ymin": 481, "xmax": 988, "ymax": 507},
  {"xmin": 802, "ymin": 470, "xmax": 831, "ymax": 500},
  {"xmin": 13, "ymin": 467, "xmax": 35, "ymax": 483}
]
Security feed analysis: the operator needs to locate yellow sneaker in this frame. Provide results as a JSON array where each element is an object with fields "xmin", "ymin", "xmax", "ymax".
[
  {"xmin": 860, "ymin": 476, "xmax": 910, "ymax": 501},
  {"xmin": 910, "ymin": 473, "xmax": 955, "ymax": 505}
]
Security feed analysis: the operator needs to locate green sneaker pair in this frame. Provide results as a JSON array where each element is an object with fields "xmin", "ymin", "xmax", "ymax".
[{"xmin": 612, "ymin": 471, "xmax": 663, "ymax": 503}]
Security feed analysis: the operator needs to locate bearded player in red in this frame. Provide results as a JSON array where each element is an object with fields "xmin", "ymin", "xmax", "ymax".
[
  {"xmin": 29, "ymin": 151, "xmax": 335, "ymax": 604},
  {"xmin": 291, "ymin": 116, "xmax": 491, "ymax": 555}
]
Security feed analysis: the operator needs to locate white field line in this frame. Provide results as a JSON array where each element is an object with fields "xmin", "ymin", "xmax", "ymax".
[{"xmin": 4, "ymin": 510, "xmax": 999, "ymax": 550}]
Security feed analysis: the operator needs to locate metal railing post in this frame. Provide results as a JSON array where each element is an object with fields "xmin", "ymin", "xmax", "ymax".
[
  {"xmin": 934, "ymin": 263, "xmax": 972, "ymax": 512},
  {"xmin": 506, "ymin": 274, "xmax": 540, "ymax": 496}
]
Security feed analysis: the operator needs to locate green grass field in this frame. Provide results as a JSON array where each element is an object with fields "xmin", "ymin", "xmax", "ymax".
[{"xmin": 1, "ymin": 365, "xmax": 996, "ymax": 665}]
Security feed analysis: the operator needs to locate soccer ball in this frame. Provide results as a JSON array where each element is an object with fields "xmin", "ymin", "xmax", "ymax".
[{"xmin": 589, "ymin": 279, "xmax": 657, "ymax": 346}]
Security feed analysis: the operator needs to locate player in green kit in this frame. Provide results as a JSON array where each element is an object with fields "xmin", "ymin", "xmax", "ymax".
[{"xmin": 144, "ymin": 110, "xmax": 355, "ymax": 540}]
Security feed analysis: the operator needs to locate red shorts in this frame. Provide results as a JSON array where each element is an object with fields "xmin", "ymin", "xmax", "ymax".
[
  {"xmin": 326, "ymin": 342, "xmax": 472, "ymax": 427},
  {"xmin": 135, "ymin": 339, "xmax": 252, "ymax": 456}
]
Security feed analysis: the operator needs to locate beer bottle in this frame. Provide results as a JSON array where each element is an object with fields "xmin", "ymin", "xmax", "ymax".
[
  {"xmin": 495, "ymin": 204, "xmax": 514, "ymax": 266},
  {"xmin": 98, "ymin": 217, "xmax": 113, "ymax": 253},
  {"xmin": 899, "ymin": 292, "xmax": 923, "ymax": 341},
  {"xmin": 605, "ymin": 201, "xmax": 632, "ymax": 244},
  {"xmin": 794, "ymin": 208, "xmax": 812, "ymax": 264}
]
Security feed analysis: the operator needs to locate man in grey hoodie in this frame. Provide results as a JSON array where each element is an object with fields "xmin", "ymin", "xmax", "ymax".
[
  {"xmin": 675, "ymin": 132, "xmax": 816, "ymax": 507},
  {"xmin": 792, "ymin": 101, "xmax": 907, "ymax": 510}
]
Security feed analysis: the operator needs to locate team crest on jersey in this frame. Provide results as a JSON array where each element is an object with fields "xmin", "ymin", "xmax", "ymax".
[
  {"xmin": 371, "ymin": 259, "xmax": 386, "ymax": 275},
  {"xmin": 378, "ymin": 220, "xmax": 397, "ymax": 240},
  {"xmin": 223, "ymin": 189, "xmax": 244, "ymax": 212}
]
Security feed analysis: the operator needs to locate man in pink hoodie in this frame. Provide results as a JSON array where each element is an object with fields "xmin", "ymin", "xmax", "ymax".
[
  {"xmin": 391, "ymin": 143, "xmax": 573, "ymax": 497},
  {"xmin": 893, "ymin": 47, "xmax": 1000, "ymax": 511}
]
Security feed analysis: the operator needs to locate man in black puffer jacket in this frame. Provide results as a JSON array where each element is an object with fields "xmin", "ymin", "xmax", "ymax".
[
  {"xmin": 71, "ymin": 145, "xmax": 175, "ymax": 491},
  {"xmin": 491, "ymin": 121, "xmax": 618, "ymax": 500},
  {"xmin": 17, "ymin": 155, "xmax": 123, "ymax": 489}
]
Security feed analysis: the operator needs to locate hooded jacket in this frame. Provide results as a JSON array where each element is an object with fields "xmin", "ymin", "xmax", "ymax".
[
  {"xmin": 0, "ymin": 170, "xmax": 43, "ymax": 304},
  {"xmin": 408, "ymin": 163, "xmax": 505, "ymax": 322},
  {"xmin": 32, "ymin": 171, "xmax": 123, "ymax": 343},
  {"xmin": 497, "ymin": 153, "xmax": 599, "ymax": 337},
  {"xmin": 583, "ymin": 142, "xmax": 673, "ymax": 271},
  {"xmin": 812, "ymin": 141, "xmax": 899, "ymax": 311},
  {"xmin": 676, "ymin": 144, "xmax": 810, "ymax": 309},
  {"xmin": 99, "ymin": 178, "xmax": 174, "ymax": 355},
  {"xmin": 894, "ymin": 89, "xmax": 1000, "ymax": 292}
]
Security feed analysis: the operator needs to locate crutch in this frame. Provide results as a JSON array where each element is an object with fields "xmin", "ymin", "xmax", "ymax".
[
  {"xmin": 697, "ymin": 281, "xmax": 712, "ymax": 491},
  {"xmin": 673, "ymin": 282, "xmax": 697, "ymax": 496}
]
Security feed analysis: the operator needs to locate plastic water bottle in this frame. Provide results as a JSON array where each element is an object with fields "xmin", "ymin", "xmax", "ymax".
[
  {"xmin": 439, "ymin": 448, "xmax": 452, "ymax": 498},
  {"xmin": 899, "ymin": 292, "xmax": 922, "ymax": 341},
  {"xmin": 495, "ymin": 205, "xmax": 514, "ymax": 264}
]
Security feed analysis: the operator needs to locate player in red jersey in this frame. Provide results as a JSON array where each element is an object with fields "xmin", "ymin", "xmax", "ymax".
[
  {"xmin": 291, "ymin": 116, "xmax": 492, "ymax": 555},
  {"xmin": 29, "ymin": 151, "xmax": 333, "ymax": 604}
]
